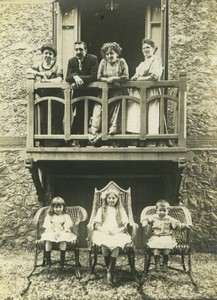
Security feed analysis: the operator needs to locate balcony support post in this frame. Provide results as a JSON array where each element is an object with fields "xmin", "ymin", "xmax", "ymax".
[{"xmin": 178, "ymin": 72, "xmax": 187, "ymax": 147}]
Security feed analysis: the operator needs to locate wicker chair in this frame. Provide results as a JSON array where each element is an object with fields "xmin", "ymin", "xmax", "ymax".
[
  {"xmin": 28, "ymin": 205, "xmax": 88, "ymax": 279},
  {"xmin": 140, "ymin": 205, "xmax": 198, "ymax": 289},
  {"xmin": 87, "ymin": 181, "xmax": 139, "ymax": 282}
]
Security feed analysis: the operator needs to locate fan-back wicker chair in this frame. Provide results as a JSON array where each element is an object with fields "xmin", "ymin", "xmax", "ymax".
[
  {"xmin": 87, "ymin": 181, "xmax": 139, "ymax": 282},
  {"xmin": 28, "ymin": 205, "xmax": 88, "ymax": 279},
  {"xmin": 140, "ymin": 205, "xmax": 198, "ymax": 289}
]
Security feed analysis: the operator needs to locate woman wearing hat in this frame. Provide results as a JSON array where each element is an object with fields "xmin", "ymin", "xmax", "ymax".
[
  {"xmin": 27, "ymin": 44, "xmax": 64, "ymax": 140},
  {"xmin": 27, "ymin": 43, "xmax": 63, "ymax": 84}
]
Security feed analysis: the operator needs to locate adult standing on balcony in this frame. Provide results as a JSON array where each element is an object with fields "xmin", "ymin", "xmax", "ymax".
[
  {"xmin": 89, "ymin": 42, "xmax": 129, "ymax": 146},
  {"xmin": 66, "ymin": 41, "xmax": 99, "ymax": 140},
  {"xmin": 27, "ymin": 43, "xmax": 64, "ymax": 142},
  {"xmin": 126, "ymin": 39, "xmax": 163, "ymax": 146}
]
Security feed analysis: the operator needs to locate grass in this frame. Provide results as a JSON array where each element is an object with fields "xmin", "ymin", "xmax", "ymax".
[{"xmin": 0, "ymin": 248, "xmax": 216, "ymax": 300}]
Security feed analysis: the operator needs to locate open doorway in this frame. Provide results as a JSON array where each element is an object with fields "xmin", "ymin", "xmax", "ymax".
[{"xmin": 80, "ymin": 0, "xmax": 146, "ymax": 77}]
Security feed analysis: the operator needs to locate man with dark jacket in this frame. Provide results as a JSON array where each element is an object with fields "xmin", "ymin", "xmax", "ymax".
[{"xmin": 66, "ymin": 41, "xmax": 99, "ymax": 137}]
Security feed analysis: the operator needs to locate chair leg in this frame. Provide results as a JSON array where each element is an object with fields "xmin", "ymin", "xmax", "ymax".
[
  {"xmin": 74, "ymin": 247, "xmax": 81, "ymax": 278},
  {"xmin": 141, "ymin": 252, "xmax": 150, "ymax": 284},
  {"xmin": 181, "ymin": 254, "xmax": 186, "ymax": 271},
  {"xmin": 127, "ymin": 249, "xmax": 139, "ymax": 283},
  {"xmin": 187, "ymin": 254, "xmax": 198, "ymax": 290},
  {"xmin": 27, "ymin": 248, "xmax": 39, "ymax": 279},
  {"xmin": 89, "ymin": 250, "xmax": 97, "ymax": 274}
]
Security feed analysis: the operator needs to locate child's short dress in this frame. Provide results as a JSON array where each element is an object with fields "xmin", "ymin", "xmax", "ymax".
[
  {"xmin": 144, "ymin": 214, "xmax": 182, "ymax": 249},
  {"xmin": 41, "ymin": 213, "xmax": 77, "ymax": 243},
  {"xmin": 92, "ymin": 206, "xmax": 132, "ymax": 250}
]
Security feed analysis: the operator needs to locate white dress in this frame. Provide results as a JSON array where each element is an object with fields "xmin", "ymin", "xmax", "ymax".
[
  {"xmin": 126, "ymin": 55, "xmax": 163, "ymax": 134},
  {"xmin": 92, "ymin": 206, "xmax": 132, "ymax": 250},
  {"xmin": 41, "ymin": 213, "xmax": 77, "ymax": 243},
  {"xmin": 142, "ymin": 214, "xmax": 182, "ymax": 249}
]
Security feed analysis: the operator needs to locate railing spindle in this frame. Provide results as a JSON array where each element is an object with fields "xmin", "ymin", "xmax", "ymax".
[
  {"xmin": 27, "ymin": 75, "xmax": 35, "ymax": 147},
  {"xmin": 64, "ymin": 86, "xmax": 71, "ymax": 141},
  {"xmin": 140, "ymin": 88, "xmax": 147, "ymax": 140},
  {"xmin": 102, "ymin": 86, "xmax": 108, "ymax": 140}
]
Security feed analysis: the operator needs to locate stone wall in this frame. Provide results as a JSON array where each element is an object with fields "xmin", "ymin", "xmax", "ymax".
[
  {"xmin": 0, "ymin": 2, "xmax": 52, "ymax": 137},
  {"xmin": 0, "ymin": 149, "xmax": 39, "ymax": 248},
  {"xmin": 0, "ymin": 2, "xmax": 52, "ymax": 248},
  {"xmin": 169, "ymin": 0, "xmax": 217, "ymax": 252},
  {"xmin": 180, "ymin": 150, "xmax": 217, "ymax": 252},
  {"xmin": 169, "ymin": 0, "xmax": 217, "ymax": 141}
]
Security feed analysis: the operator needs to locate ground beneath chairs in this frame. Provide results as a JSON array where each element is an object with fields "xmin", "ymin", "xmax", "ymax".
[{"xmin": 0, "ymin": 249, "xmax": 216, "ymax": 300}]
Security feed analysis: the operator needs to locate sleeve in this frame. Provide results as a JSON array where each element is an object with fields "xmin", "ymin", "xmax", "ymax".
[
  {"xmin": 66, "ymin": 59, "xmax": 76, "ymax": 83},
  {"xmin": 55, "ymin": 62, "xmax": 63, "ymax": 79},
  {"xmin": 64, "ymin": 214, "xmax": 73, "ymax": 231},
  {"xmin": 97, "ymin": 59, "xmax": 106, "ymax": 80},
  {"xmin": 120, "ymin": 207, "xmax": 129, "ymax": 226},
  {"xmin": 43, "ymin": 214, "xmax": 52, "ymax": 230},
  {"xmin": 134, "ymin": 62, "xmax": 144, "ymax": 77},
  {"xmin": 149, "ymin": 56, "xmax": 163, "ymax": 80},
  {"xmin": 140, "ymin": 214, "xmax": 153, "ymax": 227},
  {"xmin": 31, "ymin": 64, "xmax": 40, "ymax": 72},
  {"xmin": 80, "ymin": 55, "xmax": 99, "ymax": 83},
  {"xmin": 170, "ymin": 216, "xmax": 182, "ymax": 230},
  {"xmin": 119, "ymin": 58, "xmax": 129, "ymax": 80},
  {"xmin": 94, "ymin": 207, "xmax": 103, "ymax": 225}
]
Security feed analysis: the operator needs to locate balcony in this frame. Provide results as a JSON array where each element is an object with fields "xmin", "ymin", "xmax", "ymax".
[{"xmin": 26, "ymin": 73, "xmax": 187, "ymax": 164}]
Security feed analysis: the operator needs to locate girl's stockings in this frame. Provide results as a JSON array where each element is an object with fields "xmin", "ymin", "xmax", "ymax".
[
  {"xmin": 154, "ymin": 255, "xmax": 160, "ymax": 272},
  {"xmin": 162, "ymin": 255, "xmax": 169, "ymax": 272},
  {"xmin": 60, "ymin": 250, "xmax": 65, "ymax": 267}
]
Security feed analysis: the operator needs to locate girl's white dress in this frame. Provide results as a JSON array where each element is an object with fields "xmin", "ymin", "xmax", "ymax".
[
  {"xmin": 126, "ymin": 55, "xmax": 163, "ymax": 134},
  {"xmin": 92, "ymin": 206, "xmax": 132, "ymax": 250},
  {"xmin": 143, "ymin": 214, "xmax": 182, "ymax": 249},
  {"xmin": 41, "ymin": 213, "xmax": 77, "ymax": 243}
]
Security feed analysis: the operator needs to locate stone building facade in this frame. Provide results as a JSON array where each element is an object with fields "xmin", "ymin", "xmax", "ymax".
[{"xmin": 0, "ymin": 0, "xmax": 216, "ymax": 251}]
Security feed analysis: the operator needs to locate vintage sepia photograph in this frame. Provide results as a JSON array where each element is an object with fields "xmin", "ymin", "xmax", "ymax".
[{"xmin": 0, "ymin": 0, "xmax": 217, "ymax": 299}]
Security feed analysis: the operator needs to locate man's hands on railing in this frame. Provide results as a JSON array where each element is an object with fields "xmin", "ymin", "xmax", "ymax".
[{"xmin": 73, "ymin": 75, "xmax": 84, "ymax": 87}]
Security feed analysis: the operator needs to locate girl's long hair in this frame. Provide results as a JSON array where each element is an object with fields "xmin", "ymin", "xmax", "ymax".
[
  {"xmin": 101, "ymin": 191, "xmax": 125, "ymax": 226},
  {"xmin": 48, "ymin": 196, "xmax": 66, "ymax": 215}
]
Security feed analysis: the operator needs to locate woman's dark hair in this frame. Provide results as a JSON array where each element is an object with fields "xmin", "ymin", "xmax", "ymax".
[
  {"xmin": 41, "ymin": 43, "xmax": 57, "ymax": 57},
  {"xmin": 101, "ymin": 42, "xmax": 122, "ymax": 59},
  {"xmin": 48, "ymin": 196, "xmax": 66, "ymax": 215},
  {"xmin": 142, "ymin": 38, "xmax": 158, "ymax": 53}
]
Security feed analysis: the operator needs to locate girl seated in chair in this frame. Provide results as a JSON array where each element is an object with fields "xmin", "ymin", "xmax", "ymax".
[
  {"xmin": 41, "ymin": 197, "xmax": 76, "ymax": 267},
  {"xmin": 92, "ymin": 190, "xmax": 132, "ymax": 285},
  {"xmin": 141, "ymin": 199, "xmax": 190, "ymax": 272}
]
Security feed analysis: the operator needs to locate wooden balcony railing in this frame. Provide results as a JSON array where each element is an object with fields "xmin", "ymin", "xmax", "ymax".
[{"xmin": 27, "ymin": 72, "xmax": 187, "ymax": 149}]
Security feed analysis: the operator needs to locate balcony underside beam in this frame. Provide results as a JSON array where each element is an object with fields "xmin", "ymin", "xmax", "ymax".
[{"xmin": 26, "ymin": 147, "xmax": 187, "ymax": 163}]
